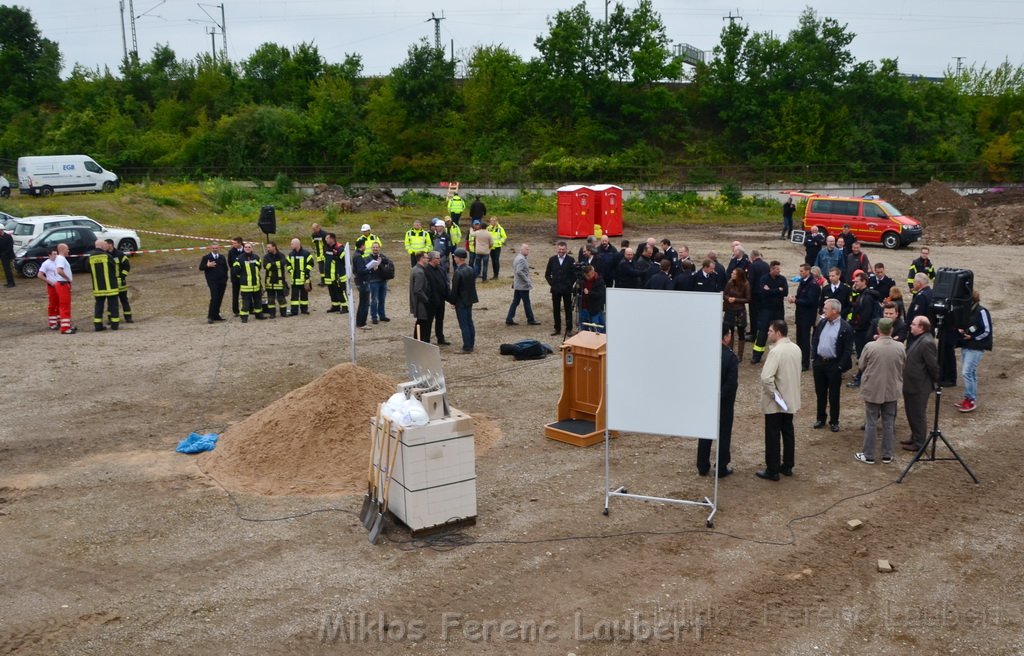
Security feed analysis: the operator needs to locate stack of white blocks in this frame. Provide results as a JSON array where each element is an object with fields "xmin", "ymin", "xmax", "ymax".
[{"xmin": 382, "ymin": 408, "xmax": 477, "ymax": 533}]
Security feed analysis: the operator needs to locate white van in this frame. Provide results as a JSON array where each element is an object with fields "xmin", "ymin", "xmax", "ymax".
[{"xmin": 17, "ymin": 155, "xmax": 119, "ymax": 196}]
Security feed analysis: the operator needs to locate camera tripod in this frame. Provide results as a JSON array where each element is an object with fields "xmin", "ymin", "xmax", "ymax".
[{"xmin": 897, "ymin": 316, "xmax": 979, "ymax": 484}]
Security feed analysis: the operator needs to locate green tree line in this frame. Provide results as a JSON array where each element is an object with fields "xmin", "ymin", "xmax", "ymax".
[{"xmin": 2, "ymin": 3, "xmax": 1023, "ymax": 184}]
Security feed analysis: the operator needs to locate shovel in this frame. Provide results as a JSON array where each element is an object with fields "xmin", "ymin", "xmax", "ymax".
[
  {"xmin": 362, "ymin": 414, "xmax": 388, "ymax": 530},
  {"xmin": 369, "ymin": 424, "xmax": 402, "ymax": 545},
  {"xmin": 358, "ymin": 404, "xmax": 383, "ymax": 525}
]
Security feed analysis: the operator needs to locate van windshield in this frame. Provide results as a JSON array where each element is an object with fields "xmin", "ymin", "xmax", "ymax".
[
  {"xmin": 879, "ymin": 202, "xmax": 903, "ymax": 216},
  {"xmin": 84, "ymin": 160, "xmax": 102, "ymax": 174}
]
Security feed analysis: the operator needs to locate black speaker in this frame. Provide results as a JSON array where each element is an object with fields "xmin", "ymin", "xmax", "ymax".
[
  {"xmin": 932, "ymin": 267, "xmax": 973, "ymax": 327},
  {"xmin": 258, "ymin": 205, "xmax": 277, "ymax": 235}
]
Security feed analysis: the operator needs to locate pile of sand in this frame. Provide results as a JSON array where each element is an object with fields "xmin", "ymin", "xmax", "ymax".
[
  {"xmin": 300, "ymin": 185, "xmax": 401, "ymax": 213},
  {"xmin": 912, "ymin": 180, "xmax": 975, "ymax": 213},
  {"xmin": 200, "ymin": 363, "xmax": 502, "ymax": 496},
  {"xmin": 867, "ymin": 185, "xmax": 920, "ymax": 215}
]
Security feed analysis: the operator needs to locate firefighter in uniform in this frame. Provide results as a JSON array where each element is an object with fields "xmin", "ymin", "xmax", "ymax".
[
  {"xmin": 262, "ymin": 241, "xmax": 289, "ymax": 318},
  {"xmin": 906, "ymin": 246, "xmax": 935, "ymax": 292},
  {"xmin": 323, "ymin": 233, "xmax": 349, "ymax": 313},
  {"xmin": 311, "ymin": 222, "xmax": 327, "ymax": 285},
  {"xmin": 287, "ymin": 238, "xmax": 314, "ymax": 315},
  {"xmin": 88, "ymin": 239, "xmax": 121, "ymax": 331},
  {"xmin": 404, "ymin": 219, "xmax": 430, "ymax": 268},
  {"xmin": 487, "ymin": 216, "xmax": 508, "ymax": 279},
  {"xmin": 355, "ymin": 223, "xmax": 382, "ymax": 257},
  {"xmin": 750, "ymin": 260, "xmax": 788, "ymax": 364},
  {"xmin": 106, "ymin": 239, "xmax": 133, "ymax": 323},
  {"xmin": 233, "ymin": 242, "xmax": 264, "ymax": 322}
]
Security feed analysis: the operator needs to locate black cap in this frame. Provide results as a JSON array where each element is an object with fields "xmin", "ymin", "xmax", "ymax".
[{"xmin": 453, "ymin": 248, "xmax": 468, "ymax": 259}]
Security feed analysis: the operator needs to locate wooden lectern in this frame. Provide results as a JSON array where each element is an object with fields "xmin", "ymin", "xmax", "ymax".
[{"xmin": 544, "ymin": 331, "xmax": 608, "ymax": 447}]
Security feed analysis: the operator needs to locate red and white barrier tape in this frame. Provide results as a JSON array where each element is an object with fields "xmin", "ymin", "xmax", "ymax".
[
  {"xmin": 20, "ymin": 245, "xmax": 219, "ymax": 260},
  {"xmin": 104, "ymin": 225, "xmax": 233, "ymax": 243}
]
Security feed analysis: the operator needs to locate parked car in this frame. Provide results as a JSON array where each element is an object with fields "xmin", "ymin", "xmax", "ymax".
[
  {"xmin": 0, "ymin": 175, "xmax": 10, "ymax": 197},
  {"xmin": 796, "ymin": 192, "xmax": 923, "ymax": 250},
  {"xmin": 1, "ymin": 211, "xmax": 19, "ymax": 233},
  {"xmin": 10, "ymin": 215, "xmax": 140, "ymax": 252},
  {"xmin": 14, "ymin": 225, "xmax": 98, "ymax": 278}
]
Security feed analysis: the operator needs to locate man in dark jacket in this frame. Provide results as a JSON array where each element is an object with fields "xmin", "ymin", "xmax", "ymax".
[
  {"xmin": 409, "ymin": 252, "xmax": 432, "ymax": 341},
  {"xmin": 673, "ymin": 260, "xmax": 695, "ymax": 291},
  {"xmin": 692, "ymin": 259, "xmax": 722, "ymax": 293},
  {"xmin": 579, "ymin": 265, "xmax": 606, "ymax": 332},
  {"xmin": 747, "ymin": 250, "xmax": 770, "ymax": 338},
  {"xmin": 789, "ymin": 263, "xmax": 821, "ymax": 371},
  {"xmin": 906, "ymin": 246, "xmax": 936, "ymax": 291},
  {"xmin": 449, "ymin": 248, "xmax": 478, "ymax": 352},
  {"xmin": 468, "ymin": 196, "xmax": 486, "ymax": 224},
  {"xmin": 545, "ymin": 241, "xmax": 576, "ymax": 336},
  {"xmin": 645, "ymin": 260, "xmax": 674, "ymax": 290},
  {"xmin": 902, "ymin": 315, "xmax": 939, "ymax": 450},
  {"xmin": 199, "ymin": 242, "xmax": 228, "ymax": 323},
  {"xmin": 820, "ymin": 267, "xmax": 852, "ymax": 317},
  {"xmin": 955, "ymin": 290, "xmax": 993, "ymax": 413},
  {"xmin": 869, "ymin": 262, "xmax": 896, "ymax": 300},
  {"xmin": 697, "ymin": 324, "xmax": 739, "ymax": 477},
  {"xmin": 750, "ymin": 261, "xmax": 788, "ymax": 364},
  {"xmin": 425, "ymin": 251, "xmax": 451, "ymax": 345},
  {"xmin": 812, "ymin": 298, "xmax": 855, "ymax": 431},
  {"xmin": 595, "ymin": 236, "xmax": 618, "ymax": 288},
  {"xmin": 847, "ymin": 271, "xmax": 881, "ymax": 387},
  {"xmin": 0, "ymin": 228, "xmax": 15, "ymax": 287},
  {"xmin": 803, "ymin": 226, "xmax": 825, "ymax": 267}
]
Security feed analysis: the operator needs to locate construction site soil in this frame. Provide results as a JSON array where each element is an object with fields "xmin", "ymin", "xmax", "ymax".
[{"xmin": 1, "ymin": 209, "xmax": 1022, "ymax": 655}]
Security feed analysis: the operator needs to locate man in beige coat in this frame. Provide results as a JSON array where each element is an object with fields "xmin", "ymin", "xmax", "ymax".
[
  {"xmin": 855, "ymin": 318, "xmax": 906, "ymax": 464},
  {"xmin": 757, "ymin": 320, "xmax": 802, "ymax": 481}
]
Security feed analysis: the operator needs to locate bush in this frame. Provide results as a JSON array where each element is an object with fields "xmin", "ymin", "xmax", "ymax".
[{"xmin": 719, "ymin": 180, "xmax": 742, "ymax": 205}]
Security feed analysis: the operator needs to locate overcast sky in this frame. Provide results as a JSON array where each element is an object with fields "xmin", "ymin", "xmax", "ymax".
[{"xmin": 28, "ymin": 0, "xmax": 1024, "ymax": 79}]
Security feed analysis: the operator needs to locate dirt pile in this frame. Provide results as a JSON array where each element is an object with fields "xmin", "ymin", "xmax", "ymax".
[
  {"xmin": 912, "ymin": 180, "xmax": 975, "ymax": 213},
  {"xmin": 867, "ymin": 185, "xmax": 919, "ymax": 215},
  {"xmin": 300, "ymin": 185, "xmax": 401, "ymax": 213},
  {"xmin": 966, "ymin": 185, "xmax": 1024, "ymax": 207},
  {"xmin": 200, "ymin": 363, "xmax": 503, "ymax": 496}
]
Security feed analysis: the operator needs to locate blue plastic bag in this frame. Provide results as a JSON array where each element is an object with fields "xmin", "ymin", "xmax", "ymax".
[{"xmin": 176, "ymin": 432, "xmax": 219, "ymax": 454}]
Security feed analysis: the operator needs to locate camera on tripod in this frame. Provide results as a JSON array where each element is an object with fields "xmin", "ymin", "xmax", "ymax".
[{"xmin": 930, "ymin": 267, "xmax": 973, "ymax": 329}]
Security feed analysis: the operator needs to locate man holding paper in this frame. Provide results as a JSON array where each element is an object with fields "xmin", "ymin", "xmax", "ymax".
[{"xmin": 757, "ymin": 320, "xmax": 802, "ymax": 481}]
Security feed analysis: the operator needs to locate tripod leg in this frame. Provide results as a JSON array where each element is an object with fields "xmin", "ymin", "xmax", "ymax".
[{"xmin": 935, "ymin": 433, "xmax": 980, "ymax": 484}]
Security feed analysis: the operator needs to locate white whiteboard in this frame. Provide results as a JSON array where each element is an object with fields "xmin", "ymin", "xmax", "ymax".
[{"xmin": 605, "ymin": 289, "xmax": 722, "ymax": 439}]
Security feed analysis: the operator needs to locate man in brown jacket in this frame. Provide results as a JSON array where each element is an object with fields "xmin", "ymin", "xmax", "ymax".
[
  {"xmin": 902, "ymin": 315, "xmax": 940, "ymax": 451},
  {"xmin": 757, "ymin": 320, "xmax": 802, "ymax": 481},
  {"xmin": 855, "ymin": 318, "xmax": 906, "ymax": 464}
]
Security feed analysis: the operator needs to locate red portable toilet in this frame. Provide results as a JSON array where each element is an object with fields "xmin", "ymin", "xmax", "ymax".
[
  {"xmin": 556, "ymin": 185, "xmax": 596, "ymax": 238},
  {"xmin": 591, "ymin": 184, "xmax": 623, "ymax": 236}
]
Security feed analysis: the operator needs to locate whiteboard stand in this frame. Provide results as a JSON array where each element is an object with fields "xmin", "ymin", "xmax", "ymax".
[
  {"xmin": 600, "ymin": 289, "xmax": 723, "ymax": 528},
  {"xmin": 602, "ymin": 429, "xmax": 719, "ymax": 527}
]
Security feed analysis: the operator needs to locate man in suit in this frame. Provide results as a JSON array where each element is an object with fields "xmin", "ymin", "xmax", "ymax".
[
  {"xmin": 698, "ymin": 324, "xmax": 739, "ymax": 478},
  {"xmin": 811, "ymin": 298, "xmax": 855, "ymax": 432},
  {"xmin": 747, "ymin": 250, "xmax": 770, "ymax": 338},
  {"xmin": 854, "ymin": 318, "xmax": 906, "ymax": 464},
  {"xmin": 820, "ymin": 267, "xmax": 852, "ymax": 318},
  {"xmin": 691, "ymin": 259, "xmax": 722, "ymax": 293},
  {"xmin": 789, "ymin": 263, "xmax": 821, "ymax": 371},
  {"xmin": 199, "ymin": 242, "xmax": 228, "ymax": 324},
  {"xmin": 409, "ymin": 251, "xmax": 432, "ymax": 341},
  {"xmin": 545, "ymin": 241, "xmax": 576, "ymax": 336},
  {"xmin": 757, "ymin": 320, "xmax": 802, "ymax": 481},
  {"xmin": 449, "ymin": 248, "xmax": 478, "ymax": 353},
  {"xmin": 902, "ymin": 315, "xmax": 940, "ymax": 451}
]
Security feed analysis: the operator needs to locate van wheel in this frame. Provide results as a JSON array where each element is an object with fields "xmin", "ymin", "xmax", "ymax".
[
  {"xmin": 102, "ymin": 181, "xmax": 115, "ymax": 193},
  {"xmin": 40, "ymin": 186, "xmax": 54, "ymax": 197},
  {"xmin": 117, "ymin": 238, "xmax": 137, "ymax": 254},
  {"xmin": 0, "ymin": 187, "xmax": 9, "ymax": 198},
  {"xmin": 20, "ymin": 261, "xmax": 40, "ymax": 279},
  {"xmin": 817, "ymin": 226, "xmax": 828, "ymax": 237},
  {"xmin": 882, "ymin": 231, "xmax": 900, "ymax": 250}
]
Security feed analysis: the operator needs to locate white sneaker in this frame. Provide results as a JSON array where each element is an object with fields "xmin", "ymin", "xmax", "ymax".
[{"xmin": 854, "ymin": 452, "xmax": 875, "ymax": 464}]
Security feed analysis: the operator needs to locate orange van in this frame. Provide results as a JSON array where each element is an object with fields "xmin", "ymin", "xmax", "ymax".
[{"xmin": 795, "ymin": 193, "xmax": 923, "ymax": 250}]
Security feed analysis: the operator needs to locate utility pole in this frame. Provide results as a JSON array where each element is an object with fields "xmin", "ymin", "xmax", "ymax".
[
  {"xmin": 119, "ymin": 1, "xmax": 129, "ymax": 63},
  {"xmin": 426, "ymin": 12, "xmax": 445, "ymax": 50},
  {"xmin": 723, "ymin": 9, "xmax": 743, "ymax": 24},
  {"xmin": 954, "ymin": 56, "xmax": 966, "ymax": 77},
  {"xmin": 194, "ymin": 3, "xmax": 227, "ymax": 62},
  {"xmin": 128, "ymin": 0, "xmax": 138, "ymax": 59},
  {"xmin": 605, "ymin": 0, "xmax": 611, "ymax": 22}
]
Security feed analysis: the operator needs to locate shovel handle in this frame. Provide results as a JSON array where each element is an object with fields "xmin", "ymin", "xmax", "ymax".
[
  {"xmin": 368, "ymin": 403, "xmax": 383, "ymax": 490},
  {"xmin": 380, "ymin": 425, "xmax": 403, "ymax": 514}
]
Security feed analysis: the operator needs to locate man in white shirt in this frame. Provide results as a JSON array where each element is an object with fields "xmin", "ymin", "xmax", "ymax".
[{"xmin": 37, "ymin": 244, "xmax": 76, "ymax": 334}]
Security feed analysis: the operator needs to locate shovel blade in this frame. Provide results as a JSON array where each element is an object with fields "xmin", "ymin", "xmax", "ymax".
[
  {"xmin": 358, "ymin": 493, "xmax": 372, "ymax": 525},
  {"xmin": 362, "ymin": 500, "xmax": 379, "ymax": 530},
  {"xmin": 368, "ymin": 512, "xmax": 385, "ymax": 544}
]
